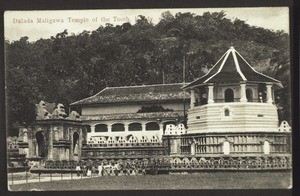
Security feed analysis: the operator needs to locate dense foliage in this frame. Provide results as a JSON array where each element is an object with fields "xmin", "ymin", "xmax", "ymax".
[{"xmin": 5, "ymin": 11, "xmax": 290, "ymax": 135}]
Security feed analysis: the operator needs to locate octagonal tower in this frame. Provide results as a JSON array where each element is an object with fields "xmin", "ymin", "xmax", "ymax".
[{"xmin": 183, "ymin": 46, "xmax": 283, "ymax": 133}]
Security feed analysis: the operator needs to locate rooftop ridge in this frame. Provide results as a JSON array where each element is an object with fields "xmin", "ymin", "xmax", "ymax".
[
  {"xmin": 232, "ymin": 48, "xmax": 247, "ymax": 81},
  {"xmin": 71, "ymin": 83, "xmax": 188, "ymax": 106},
  {"xmin": 204, "ymin": 48, "xmax": 232, "ymax": 83},
  {"xmin": 235, "ymin": 50, "xmax": 282, "ymax": 84},
  {"xmin": 71, "ymin": 87, "xmax": 108, "ymax": 105},
  {"xmin": 106, "ymin": 83, "xmax": 185, "ymax": 89}
]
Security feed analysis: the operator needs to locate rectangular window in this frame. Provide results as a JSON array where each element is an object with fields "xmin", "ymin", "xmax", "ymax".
[
  {"xmin": 257, "ymin": 114, "xmax": 264, "ymax": 117},
  {"xmin": 196, "ymin": 116, "xmax": 200, "ymax": 119}
]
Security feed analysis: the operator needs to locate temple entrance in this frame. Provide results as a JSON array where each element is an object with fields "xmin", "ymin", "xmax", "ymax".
[
  {"xmin": 225, "ymin": 89, "xmax": 234, "ymax": 102},
  {"xmin": 36, "ymin": 131, "xmax": 47, "ymax": 158}
]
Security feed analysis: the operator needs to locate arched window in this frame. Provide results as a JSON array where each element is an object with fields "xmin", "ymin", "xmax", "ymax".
[
  {"xmin": 264, "ymin": 141, "xmax": 270, "ymax": 154},
  {"xmin": 129, "ymin": 123, "xmax": 142, "ymax": 131},
  {"xmin": 224, "ymin": 109, "xmax": 230, "ymax": 116},
  {"xmin": 223, "ymin": 141, "xmax": 230, "ymax": 155},
  {"xmin": 111, "ymin": 123, "xmax": 125, "ymax": 132},
  {"xmin": 225, "ymin": 89, "xmax": 234, "ymax": 102},
  {"xmin": 246, "ymin": 89, "xmax": 253, "ymax": 102},
  {"xmin": 146, "ymin": 122, "xmax": 160, "ymax": 131},
  {"xmin": 95, "ymin": 124, "xmax": 108, "ymax": 132}
]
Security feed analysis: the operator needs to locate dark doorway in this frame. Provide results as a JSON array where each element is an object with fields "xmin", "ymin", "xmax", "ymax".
[
  {"xmin": 258, "ymin": 84, "xmax": 266, "ymax": 102},
  {"xmin": 225, "ymin": 89, "xmax": 234, "ymax": 102},
  {"xmin": 73, "ymin": 132, "xmax": 79, "ymax": 153},
  {"xmin": 246, "ymin": 89, "xmax": 253, "ymax": 102},
  {"xmin": 36, "ymin": 131, "xmax": 47, "ymax": 158}
]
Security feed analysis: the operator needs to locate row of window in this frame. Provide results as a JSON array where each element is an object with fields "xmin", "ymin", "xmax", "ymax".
[
  {"xmin": 197, "ymin": 88, "xmax": 255, "ymax": 103},
  {"xmin": 224, "ymin": 88, "xmax": 254, "ymax": 102},
  {"xmin": 93, "ymin": 122, "xmax": 160, "ymax": 132}
]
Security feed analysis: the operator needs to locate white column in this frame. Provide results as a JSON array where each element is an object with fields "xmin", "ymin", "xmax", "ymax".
[
  {"xmin": 266, "ymin": 83, "xmax": 273, "ymax": 104},
  {"xmin": 240, "ymin": 83, "xmax": 247, "ymax": 102},
  {"xmin": 207, "ymin": 84, "xmax": 214, "ymax": 104},
  {"xmin": 142, "ymin": 123, "xmax": 146, "ymax": 132},
  {"xmin": 91, "ymin": 125, "xmax": 95, "ymax": 133},
  {"xmin": 190, "ymin": 89, "xmax": 196, "ymax": 108},
  {"xmin": 124, "ymin": 123, "xmax": 129, "ymax": 132},
  {"xmin": 48, "ymin": 127, "xmax": 53, "ymax": 160},
  {"xmin": 159, "ymin": 123, "xmax": 164, "ymax": 135},
  {"xmin": 107, "ymin": 124, "xmax": 112, "ymax": 132}
]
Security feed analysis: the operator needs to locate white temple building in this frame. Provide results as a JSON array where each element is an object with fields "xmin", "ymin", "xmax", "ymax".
[{"xmin": 183, "ymin": 46, "xmax": 283, "ymax": 133}]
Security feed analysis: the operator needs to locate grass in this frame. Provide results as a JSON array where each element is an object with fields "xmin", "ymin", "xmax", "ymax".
[{"xmin": 9, "ymin": 171, "xmax": 292, "ymax": 191}]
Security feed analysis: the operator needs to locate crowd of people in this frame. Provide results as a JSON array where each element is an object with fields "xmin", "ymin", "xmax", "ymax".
[{"xmin": 75, "ymin": 160, "xmax": 149, "ymax": 177}]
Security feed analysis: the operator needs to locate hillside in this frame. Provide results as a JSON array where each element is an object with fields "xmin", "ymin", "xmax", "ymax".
[{"xmin": 5, "ymin": 11, "xmax": 290, "ymax": 135}]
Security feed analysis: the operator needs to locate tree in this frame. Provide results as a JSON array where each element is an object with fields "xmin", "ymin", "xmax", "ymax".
[{"xmin": 5, "ymin": 11, "xmax": 290, "ymax": 135}]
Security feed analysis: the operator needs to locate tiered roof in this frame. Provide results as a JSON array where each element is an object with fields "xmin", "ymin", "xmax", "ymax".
[
  {"xmin": 183, "ymin": 46, "xmax": 282, "ymax": 89},
  {"xmin": 71, "ymin": 83, "xmax": 189, "ymax": 106}
]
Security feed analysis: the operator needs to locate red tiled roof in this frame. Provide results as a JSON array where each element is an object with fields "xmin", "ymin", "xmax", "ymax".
[
  {"xmin": 183, "ymin": 46, "xmax": 282, "ymax": 88},
  {"xmin": 71, "ymin": 83, "xmax": 190, "ymax": 106}
]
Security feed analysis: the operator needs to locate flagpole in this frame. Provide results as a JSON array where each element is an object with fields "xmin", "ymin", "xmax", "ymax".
[{"xmin": 183, "ymin": 55, "xmax": 186, "ymax": 125}]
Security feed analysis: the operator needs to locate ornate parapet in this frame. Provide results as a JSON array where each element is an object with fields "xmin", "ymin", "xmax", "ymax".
[
  {"xmin": 164, "ymin": 123, "xmax": 187, "ymax": 135},
  {"xmin": 278, "ymin": 121, "xmax": 291, "ymax": 132},
  {"xmin": 163, "ymin": 131, "xmax": 292, "ymax": 156}
]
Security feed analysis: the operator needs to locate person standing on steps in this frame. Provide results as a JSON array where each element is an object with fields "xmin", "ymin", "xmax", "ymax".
[
  {"xmin": 98, "ymin": 163, "xmax": 103, "ymax": 176},
  {"xmin": 76, "ymin": 162, "xmax": 81, "ymax": 177}
]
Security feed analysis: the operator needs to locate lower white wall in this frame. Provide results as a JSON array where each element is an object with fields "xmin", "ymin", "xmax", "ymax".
[{"xmin": 187, "ymin": 102, "xmax": 279, "ymax": 133}]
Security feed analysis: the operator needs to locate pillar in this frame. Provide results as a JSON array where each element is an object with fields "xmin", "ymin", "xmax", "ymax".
[
  {"xmin": 159, "ymin": 123, "xmax": 164, "ymax": 134},
  {"xmin": 35, "ymin": 142, "xmax": 38, "ymax": 156},
  {"xmin": 78, "ymin": 128, "xmax": 82, "ymax": 159},
  {"xmin": 91, "ymin": 125, "xmax": 95, "ymax": 133},
  {"xmin": 69, "ymin": 131, "xmax": 74, "ymax": 161},
  {"xmin": 190, "ymin": 89, "xmax": 196, "ymax": 108},
  {"xmin": 207, "ymin": 84, "xmax": 214, "ymax": 104},
  {"xmin": 240, "ymin": 82, "xmax": 247, "ymax": 102},
  {"xmin": 124, "ymin": 124, "xmax": 129, "ymax": 132},
  {"xmin": 266, "ymin": 83, "xmax": 273, "ymax": 104},
  {"xmin": 142, "ymin": 123, "xmax": 147, "ymax": 132},
  {"xmin": 107, "ymin": 124, "xmax": 112, "ymax": 132},
  {"xmin": 48, "ymin": 127, "xmax": 53, "ymax": 160}
]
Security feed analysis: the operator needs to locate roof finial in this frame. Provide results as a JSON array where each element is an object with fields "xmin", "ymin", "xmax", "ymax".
[{"xmin": 230, "ymin": 46, "xmax": 235, "ymax": 50}]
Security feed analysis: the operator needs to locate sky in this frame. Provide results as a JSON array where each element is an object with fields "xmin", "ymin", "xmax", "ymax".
[{"xmin": 4, "ymin": 7, "xmax": 289, "ymax": 42}]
